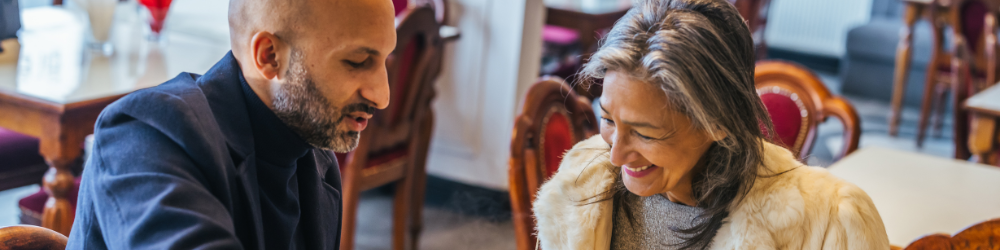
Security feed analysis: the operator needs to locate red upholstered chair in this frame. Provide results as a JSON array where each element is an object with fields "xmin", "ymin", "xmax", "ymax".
[
  {"xmin": 889, "ymin": 0, "xmax": 999, "ymax": 158},
  {"xmin": 337, "ymin": 6, "xmax": 444, "ymax": 250},
  {"xmin": 0, "ymin": 225, "xmax": 68, "ymax": 250},
  {"xmin": 949, "ymin": 0, "xmax": 1000, "ymax": 160},
  {"xmin": 899, "ymin": 218, "xmax": 1000, "ymax": 249},
  {"xmin": 755, "ymin": 61, "xmax": 861, "ymax": 160},
  {"xmin": 509, "ymin": 77, "xmax": 599, "ymax": 250}
]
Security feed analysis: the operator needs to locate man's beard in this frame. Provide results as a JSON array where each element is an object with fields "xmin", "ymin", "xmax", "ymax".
[{"xmin": 271, "ymin": 50, "xmax": 373, "ymax": 153}]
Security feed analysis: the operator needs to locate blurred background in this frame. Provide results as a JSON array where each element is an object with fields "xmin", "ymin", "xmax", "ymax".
[{"xmin": 1, "ymin": 0, "xmax": 999, "ymax": 249}]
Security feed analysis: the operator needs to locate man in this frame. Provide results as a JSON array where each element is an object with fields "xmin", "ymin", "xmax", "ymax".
[{"xmin": 66, "ymin": 0, "xmax": 396, "ymax": 249}]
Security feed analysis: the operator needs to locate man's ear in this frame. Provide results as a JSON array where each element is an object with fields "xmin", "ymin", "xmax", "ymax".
[{"xmin": 250, "ymin": 32, "xmax": 285, "ymax": 80}]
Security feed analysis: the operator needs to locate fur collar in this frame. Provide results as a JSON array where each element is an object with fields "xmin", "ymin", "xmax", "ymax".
[{"xmin": 533, "ymin": 135, "xmax": 889, "ymax": 249}]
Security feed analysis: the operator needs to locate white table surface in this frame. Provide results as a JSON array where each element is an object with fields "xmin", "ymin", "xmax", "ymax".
[
  {"xmin": 828, "ymin": 147, "xmax": 1000, "ymax": 246},
  {"xmin": 0, "ymin": 1, "xmax": 230, "ymax": 104}
]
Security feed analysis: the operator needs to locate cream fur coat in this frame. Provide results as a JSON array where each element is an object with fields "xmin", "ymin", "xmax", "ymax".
[{"xmin": 533, "ymin": 136, "xmax": 890, "ymax": 249}]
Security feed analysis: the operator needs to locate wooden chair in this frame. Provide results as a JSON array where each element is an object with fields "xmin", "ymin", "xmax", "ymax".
[
  {"xmin": 952, "ymin": 0, "xmax": 1000, "ymax": 161},
  {"xmin": 967, "ymin": 10, "xmax": 1000, "ymax": 165},
  {"xmin": 899, "ymin": 218, "xmax": 1000, "ymax": 249},
  {"xmin": 730, "ymin": 0, "xmax": 773, "ymax": 59},
  {"xmin": 890, "ymin": 0, "xmax": 1000, "ymax": 158},
  {"xmin": 337, "ymin": 6, "xmax": 443, "ymax": 250},
  {"xmin": 0, "ymin": 225, "xmax": 67, "ymax": 250},
  {"xmin": 754, "ymin": 60, "xmax": 862, "ymax": 160},
  {"xmin": 509, "ymin": 76, "xmax": 599, "ymax": 250}
]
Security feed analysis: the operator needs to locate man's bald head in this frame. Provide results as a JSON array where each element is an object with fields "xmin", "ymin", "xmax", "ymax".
[
  {"xmin": 228, "ymin": 0, "xmax": 396, "ymax": 152},
  {"xmin": 228, "ymin": 0, "xmax": 308, "ymax": 54}
]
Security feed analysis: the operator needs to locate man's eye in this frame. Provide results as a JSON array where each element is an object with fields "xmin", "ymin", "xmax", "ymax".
[{"xmin": 344, "ymin": 58, "xmax": 369, "ymax": 68}]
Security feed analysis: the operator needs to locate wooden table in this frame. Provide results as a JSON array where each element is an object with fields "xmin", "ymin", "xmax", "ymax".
[
  {"xmin": 829, "ymin": 147, "xmax": 1000, "ymax": 246},
  {"xmin": 0, "ymin": 5, "xmax": 229, "ymax": 235},
  {"xmin": 965, "ymin": 83, "xmax": 1000, "ymax": 165}
]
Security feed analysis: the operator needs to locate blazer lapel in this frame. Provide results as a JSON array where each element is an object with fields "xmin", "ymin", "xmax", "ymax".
[{"xmin": 297, "ymin": 150, "xmax": 342, "ymax": 250}]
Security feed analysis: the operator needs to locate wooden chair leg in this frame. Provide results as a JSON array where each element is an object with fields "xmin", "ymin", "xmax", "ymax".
[
  {"xmin": 391, "ymin": 176, "xmax": 413, "ymax": 250},
  {"xmin": 340, "ymin": 176, "xmax": 361, "ymax": 250},
  {"xmin": 931, "ymin": 81, "xmax": 949, "ymax": 138},
  {"xmin": 916, "ymin": 76, "xmax": 939, "ymax": 148},
  {"xmin": 889, "ymin": 4, "xmax": 922, "ymax": 136},
  {"xmin": 952, "ymin": 79, "xmax": 972, "ymax": 160},
  {"xmin": 407, "ymin": 114, "xmax": 433, "ymax": 250}
]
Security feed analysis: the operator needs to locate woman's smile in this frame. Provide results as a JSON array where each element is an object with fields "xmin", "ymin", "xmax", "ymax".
[{"xmin": 623, "ymin": 164, "xmax": 660, "ymax": 178}]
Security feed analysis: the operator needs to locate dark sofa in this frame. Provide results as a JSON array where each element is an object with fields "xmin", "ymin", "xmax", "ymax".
[{"xmin": 841, "ymin": 0, "xmax": 946, "ymax": 107}]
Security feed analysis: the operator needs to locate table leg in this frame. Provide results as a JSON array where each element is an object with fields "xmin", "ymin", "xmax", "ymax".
[
  {"xmin": 968, "ymin": 113, "xmax": 996, "ymax": 164},
  {"xmin": 41, "ymin": 158, "xmax": 76, "ymax": 236},
  {"xmin": 889, "ymin": 3, "xmax": 922, "ymax": 136},
  {"xmin": 37, "ymin": 123, "xmax": 87, "ymax": 236}
]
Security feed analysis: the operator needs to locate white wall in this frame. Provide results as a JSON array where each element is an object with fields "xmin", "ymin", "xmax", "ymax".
[
  {"xmin": 426, "ymin": 0, "xmax": 544, "ymax": 190},
  {"xmin": 765, "ymin": 0, "xmax": 873, "ymax": 57}
]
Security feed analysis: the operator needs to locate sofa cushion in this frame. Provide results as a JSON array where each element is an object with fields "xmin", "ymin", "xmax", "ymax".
[{"xmin": 0, "ymin": 128, "xmax": 46, "ymax": 175}]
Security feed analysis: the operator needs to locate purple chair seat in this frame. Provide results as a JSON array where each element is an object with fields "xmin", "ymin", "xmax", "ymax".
[
  {"xmin": 18, "ymin": 177, "xmax": 81, "ymax": 226},
  {"xmin": 0, "ymin": 128, "xmax": 47, "ymax": 191}
]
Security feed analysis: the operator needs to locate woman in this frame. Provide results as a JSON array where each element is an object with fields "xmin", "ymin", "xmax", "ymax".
[{"xmin": 532, "ymin": 0, "xmax": 889, "ymax": 249}]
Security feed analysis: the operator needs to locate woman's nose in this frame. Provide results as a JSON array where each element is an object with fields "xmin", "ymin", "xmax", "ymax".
[{"xmin": 608, "ymin": 136, "xmax": 637, "ymax": 167}]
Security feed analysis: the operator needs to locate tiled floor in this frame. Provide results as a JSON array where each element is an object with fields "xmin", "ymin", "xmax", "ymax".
[{"xmin": 0, "ymin": 71, "xmax": 959, "ymax": 249}]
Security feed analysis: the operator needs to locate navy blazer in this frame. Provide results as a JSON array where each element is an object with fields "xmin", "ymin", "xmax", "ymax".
[{"xmin": 67, "ymin": 52, "xmax": 342, "ymax": 250}]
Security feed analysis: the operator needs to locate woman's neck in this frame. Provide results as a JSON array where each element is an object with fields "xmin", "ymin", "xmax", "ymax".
[
  {"xmin": 663, "ymin": 184, "xmax": 697, "ymax": 206},
  {"xmin": 662, "ymin": 151, "xmax": 710, "ymax": 207}
]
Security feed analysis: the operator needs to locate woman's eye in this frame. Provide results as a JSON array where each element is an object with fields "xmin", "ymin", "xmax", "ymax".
[
  {"xmin": 633, "ymin": 130, "xmax": 655, "ymax": 140},
  {"xmin": 601, "ymin": 117, "xmax": 615, "ymax": 126}
]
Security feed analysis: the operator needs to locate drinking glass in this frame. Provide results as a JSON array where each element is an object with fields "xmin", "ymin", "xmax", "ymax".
[{"xmin": 138, "ymin": 0, "xmax": 172, "ymax": 40}]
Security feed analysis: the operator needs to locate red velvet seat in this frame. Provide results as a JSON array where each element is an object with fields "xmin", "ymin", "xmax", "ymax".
[
  {"xmin": 18, "ymin": 177, "xmax": 81, "ymax": 226},
  {"xmin": 508, "ymin": 76, "xmax": 598, "ymax": 250},
  {"xmin": 758, "ymin": 90, "xmax": 807, "ymax": 151},
  {"xmin": 755, "ymin": 61, "xmax": 861, "ymax": 160}
]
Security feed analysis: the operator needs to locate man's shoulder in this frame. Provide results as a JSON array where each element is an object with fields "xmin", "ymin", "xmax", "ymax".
[
  {"xmin": 99, "ymin": 73, "xmax": 215, "ymax": 130},
  {"xmin": 107, "ymin": 73, "xmax": 204, "ymax": 113}
]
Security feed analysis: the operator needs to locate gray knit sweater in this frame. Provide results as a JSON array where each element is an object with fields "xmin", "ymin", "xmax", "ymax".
[{"xmin": 610, "ymin": 194, "xmax": 708, "ymax": 249}]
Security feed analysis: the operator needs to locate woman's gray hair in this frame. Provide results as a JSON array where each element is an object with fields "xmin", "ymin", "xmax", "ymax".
[{"xmin": 579, "ymin": 0, "xmax": 776, "ymax": 248}]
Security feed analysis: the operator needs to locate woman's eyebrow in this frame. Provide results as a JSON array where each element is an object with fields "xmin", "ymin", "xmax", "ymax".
[{"xmin": 599, "ymin": 102, "xmax": 663, "ymax": 129}]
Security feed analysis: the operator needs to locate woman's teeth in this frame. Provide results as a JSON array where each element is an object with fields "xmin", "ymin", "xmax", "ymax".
[{"xmin": 625, "ymin": 165, "xmax": 651, "ymax": 172}]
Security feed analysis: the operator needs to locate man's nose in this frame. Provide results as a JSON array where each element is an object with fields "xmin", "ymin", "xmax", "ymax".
[{"xmin": 360, "ymin": 70, "xmax": 391, "ymax": 110}]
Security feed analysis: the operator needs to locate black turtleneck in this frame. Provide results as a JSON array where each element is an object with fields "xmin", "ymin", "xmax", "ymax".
[{"xmin": 240, "ymin": 74, "xmax": 310, "ymax": 250}]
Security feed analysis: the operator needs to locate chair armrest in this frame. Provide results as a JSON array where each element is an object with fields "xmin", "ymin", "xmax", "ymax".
[
  {"xmin": 823, "ymin": 96, "xmax": 862, "ymax": 159},
  {"xmin": 0, "ymin": 225, "xmax": 68, "ymax": 250}
]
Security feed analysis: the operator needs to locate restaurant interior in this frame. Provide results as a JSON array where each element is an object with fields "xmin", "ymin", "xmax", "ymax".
[{"xmin": 0, "ymin": 0, "xmax": 999, "ymax": 249}]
